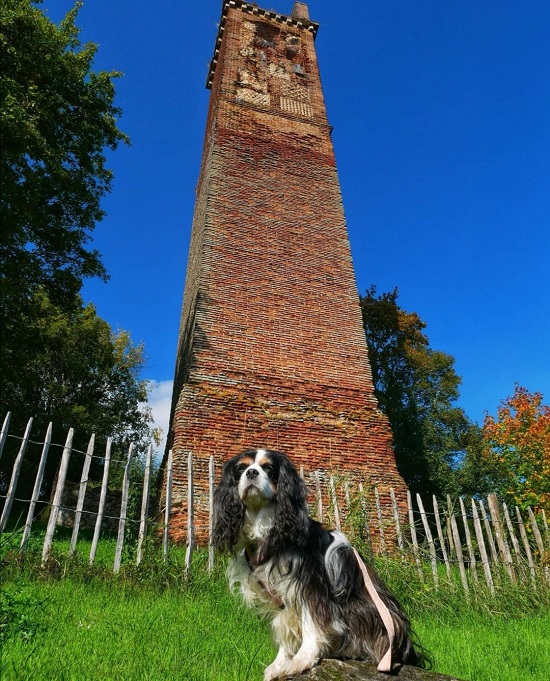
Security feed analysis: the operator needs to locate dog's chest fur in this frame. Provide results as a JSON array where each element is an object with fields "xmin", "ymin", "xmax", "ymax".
[{"xmin": 229, "ymin": 550, "xmax": 305, "ymax": 654}]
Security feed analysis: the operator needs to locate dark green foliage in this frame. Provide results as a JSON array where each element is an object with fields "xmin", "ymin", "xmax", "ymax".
[
  {"xmin": 0, "ymin": 0, "xmax": 131, "ymax": 428},
  {"xmin": 360, "ymin": 286, "xmax": 477, "ymax": 496},
  {"xmin": 0, "ymin": 0, "xmax": 128, "ymax": 309},
  {"xmin": 0, "ymin": 2, "xmax": 151, "ymax": 495},
  {"xmin": 0, "ymin": 290, "xmax": 154, "ymax": 498}
]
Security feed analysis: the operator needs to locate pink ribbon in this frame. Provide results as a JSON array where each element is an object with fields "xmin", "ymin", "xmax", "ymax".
[{"xmin": 352, "ymin": 548, "xmax": 395, "ymax": 673}]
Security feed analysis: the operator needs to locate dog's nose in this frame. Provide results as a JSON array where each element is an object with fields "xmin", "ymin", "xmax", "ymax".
[{"xmin": 246, "ymin": 468, "xmax": 259, "ymax": 479}]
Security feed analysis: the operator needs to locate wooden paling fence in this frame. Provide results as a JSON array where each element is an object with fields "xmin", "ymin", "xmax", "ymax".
[{"xmin": 0, "ymin": 413, "xmax": 548, "ymax": 591}]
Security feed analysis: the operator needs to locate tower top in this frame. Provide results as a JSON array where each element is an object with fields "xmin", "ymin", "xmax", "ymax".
[
  {"xmin": 207, "ymin": 0, "xmax": 319, "ymax": 89},
  {"xmin": 291, "ymin": 2, "xmax": 309, "ymax": 20}
]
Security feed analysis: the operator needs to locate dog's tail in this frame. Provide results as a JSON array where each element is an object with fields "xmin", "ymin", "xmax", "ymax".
[{"xmin": 404, "ymin": 631, "xmax": 432, "ymax": 670}]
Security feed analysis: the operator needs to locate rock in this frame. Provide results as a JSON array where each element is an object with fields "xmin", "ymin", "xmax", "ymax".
[{"xmin": 286, "ymin": 659, "xmax": 466, "ymax": 681}]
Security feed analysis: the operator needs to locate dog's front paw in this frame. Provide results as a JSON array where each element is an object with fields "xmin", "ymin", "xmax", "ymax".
[
  {"xmin": 283, "ymin": 655, "xmax": 318, "ymax": 677},
  {"xmin": 264, "ymin": 655, "xmax": 318, "ymax": 680},
  {"xmin": 263, "ymin": 661, "xmax": 285, "ymax": 681},
  {"xmin": 264, "ymin": 647, "xmax": 292, "ymax": 680}
]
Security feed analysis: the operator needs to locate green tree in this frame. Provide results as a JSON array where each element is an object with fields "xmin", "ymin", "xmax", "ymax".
[
  {"xmin": 0, "ymin": 0, "xmax": 128, "ymax": 302},
  {"xmin": 0, "ymin": 0, "xmax": 129, "ymax": 405},
  {"xmin": 360, "ymin": 286, "xmax": 474, "ymax": 496},
  {"xmin": 0, "ymin": 290, "xmax": 155, "ymax": 497},
  {"xmin": 0, "ymin": 1, "xmax": 147, "ymax": 452}
]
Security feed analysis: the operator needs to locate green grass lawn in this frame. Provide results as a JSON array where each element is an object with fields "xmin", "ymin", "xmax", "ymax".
[
  {"xmin": 415, "ymin": 612, "xmax": 550, "ymax": 681},
  {"xmin": 1, "ymin": 537, "xmax": 549, "ymax": 681},
  {"xmin": 1, "ymin": 574, "xmax": 273, "ymax": 680}
]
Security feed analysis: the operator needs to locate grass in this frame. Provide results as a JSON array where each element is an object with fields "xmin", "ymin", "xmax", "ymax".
[
  {"xmin": 1, "ymin": 529, "xmax": 549, "ymax": 680},
  {"xmin": 415, "ymin": 612, "xmax": 550, "ymax": 681},
  {"xmin": 1, "ymin": 572, "xmax": 274, "ymax": 680}
]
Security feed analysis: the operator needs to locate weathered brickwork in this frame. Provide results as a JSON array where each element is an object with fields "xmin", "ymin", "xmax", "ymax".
[{"xmin": 163, "ymin": 1, "xmax": 408, "ymax": 543}]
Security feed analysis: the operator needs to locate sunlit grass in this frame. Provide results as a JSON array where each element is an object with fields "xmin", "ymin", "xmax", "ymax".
[
  {"xmin": 1, "ymin": 575, "xmax": 274, "ymax": 680},
  {"xmin": 1, "ymin": 547, "xmax": 274, "ymax": 681},
  {"xmin": 416, "ymin": 612, "xmax": 550, "ymax": 681},
  {"xmin": 1, "ymin": 528, "xmax": 549, "ymax": 681}
]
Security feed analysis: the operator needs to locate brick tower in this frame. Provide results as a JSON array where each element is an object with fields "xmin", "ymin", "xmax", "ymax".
[{"xmin": 163, "ymin": 1, "xmax": 407, "ymax": 541}]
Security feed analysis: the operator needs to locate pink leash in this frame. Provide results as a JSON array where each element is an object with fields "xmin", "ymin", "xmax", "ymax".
[{"xmin": 352, "ymin": 548, "xmax": 395, "ymax": 673}]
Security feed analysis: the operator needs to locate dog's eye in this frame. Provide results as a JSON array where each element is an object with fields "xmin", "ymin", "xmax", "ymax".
[
  {"xmin": 263, "ymin": 463, "xmax": 277, "ymax": 482},
  {"xmin": 234, "ymin": 463, "xmax": 247, "ymax": 478}
]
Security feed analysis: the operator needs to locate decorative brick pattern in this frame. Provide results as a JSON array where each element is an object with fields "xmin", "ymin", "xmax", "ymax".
[{"xmin": 162, "ymin": 1, "xmax": 408, "ymax": 543}]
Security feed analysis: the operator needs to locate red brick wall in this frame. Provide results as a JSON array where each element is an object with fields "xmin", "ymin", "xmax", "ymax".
[{"xmin": 164, "ymin": 1, "xmax": 408, "ymax": 543}]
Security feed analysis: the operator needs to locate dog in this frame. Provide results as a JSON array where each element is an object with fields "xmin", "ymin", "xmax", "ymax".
[{"xmin": 213, "ymin": 448, "xmax": 427, "ymax": 680}]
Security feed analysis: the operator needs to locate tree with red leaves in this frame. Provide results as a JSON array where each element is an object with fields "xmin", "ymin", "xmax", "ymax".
[{"xmin": 480, "ymin": 384, "xmax": 550, "ymax": 512}]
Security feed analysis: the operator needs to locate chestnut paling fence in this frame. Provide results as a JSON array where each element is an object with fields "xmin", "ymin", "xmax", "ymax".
[{"xmin": 0, "ymin": 412, "xmax": 548, "ymax": 592}]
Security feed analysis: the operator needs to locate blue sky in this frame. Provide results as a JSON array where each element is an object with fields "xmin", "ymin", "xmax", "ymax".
[{"xmin": 44, "ymin": 1, "xmax": 550, "ymax": 445}]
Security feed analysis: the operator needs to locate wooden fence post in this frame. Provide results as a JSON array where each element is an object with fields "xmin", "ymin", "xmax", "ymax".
[
  {"xmin": 315, "ymin": 471, "xmax": 323, "ymax": 523},
  {"xmin": 329, "ymin": 476, "xmax": 342, "ymax": 532},
  {"xmin": 42, "ymin": 428, "xmax": 73, "ymax": 565},
  {"xmin": 0, "ymin": 417, "xmax": 33, "ymax": 535},
  {"xmin": 527, "ymin": 507, "xmax": 545, "ymax": 557},
  {"xmin": 374, "ymin": 487, "xmax": 386, "ymax": 555},
  {"xmin": 68, "ymin": 434, "xmax": 95, "ymax": 558},
  {"xmin": 89, "ymin": 438, "xmax": 112, "ymax": 565},
  {"xmin": 136, "ymin": 443, "xmax": 153, "ymax": 565},
  {"xmin": 208, "ymin": 454, "xmax": 215, "ymax": 572},
  {"xmin": 488, "ymin": 493, "xmax": 515, "ymax": 581},
  {"xmin": 113, "ymin": 443, "xmax": 134, "ymax": 574},
  {"xmin": 432, "ymin": 496, "xmax": 451, "ymax": 579},
  {"xmin": 185, "ymin": 452, "xmax": 194, "ymax": 575},
  {"xmin": 502, "ymin": 502, "xmax": 522, "ymax": 566},
  {"xmin": 416, "ymin": 493, "xmax": 438, "ymax": 585},
  {"xmin": 450, "ymin": 513, "xmax": 469, "ymax": 593},
  {"xmin": 515, "ymin": 506, "xmax": 536, "ymax": 585},
  {"xmin": 407, "ymin": 490, "xmax": 423, "ymax": 581},
  {"xmin": 479, "ymin": 499, "xmax": 499, "ymax": 564},
  {"xmin": 459, "ymin": 497, "xmax": 477, "ymax": 581},
  {"xmin": 21, "ymin": 423, "xmax": 53, "ymax": 551},
  {"xmin": 162, "ymin": 450, "xmax": 174, "ymax": 563},
  {"xmin": 445, "ymin": 496, "xmax": 456, "ymax": 561},
  {"xmin": 0, "ymin": 412, "xmax": 11, "ymax": 463},
  {"xmin": 471, "ymin": 498, "xmax": 494, "ymax": 594},
  {"xmin": 390, "ymin": 487, "xmax": 405, "ymax": 553}
]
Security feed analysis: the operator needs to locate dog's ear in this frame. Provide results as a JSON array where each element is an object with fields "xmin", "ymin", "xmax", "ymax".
[
  {"xmin": 269, "ymin": 452, "xmax": 309, "ymax": 552},
  {"xmin": 212, "ymin": 456, "xmax": 245, "ymax": 553}
]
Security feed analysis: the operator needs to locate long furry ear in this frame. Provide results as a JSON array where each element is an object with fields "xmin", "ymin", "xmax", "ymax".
[
  {"xmin": 267, "ymin": 452, "xmax": 309, "ymax": 555},
  {"xmin": 212, "ymin": 456, "xmax": 245, "ymax": 553}
]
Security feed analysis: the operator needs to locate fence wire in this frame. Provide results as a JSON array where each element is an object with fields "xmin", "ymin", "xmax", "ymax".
[{"xmin": 0, "ymin": 414, "xmax": 548, "ymax": 587}]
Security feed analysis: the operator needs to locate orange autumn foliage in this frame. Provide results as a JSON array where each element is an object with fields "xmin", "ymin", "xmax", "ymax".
[{"xmin": 482, "ymin": 384, "xmax": 550, "ymax": 513}]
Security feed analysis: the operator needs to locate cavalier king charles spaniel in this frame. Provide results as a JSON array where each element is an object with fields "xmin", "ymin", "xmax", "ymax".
[{"xmin": 213, "ymin": 448, "xmax": 427, "ymax": 680}]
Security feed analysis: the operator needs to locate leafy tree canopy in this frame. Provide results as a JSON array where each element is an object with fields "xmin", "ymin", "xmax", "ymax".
[
  {"xmin": 0, "ymin": 0, "xmax": 129, "ymax": 311},
  {"xmin": 0, "ymin": 2, "xmax": 154, "ymax": 493},
  {"xmin": 360, "ymin": 286, "xmax": 474, "ymax": 496},
  {"xmin": 0, "ymin": 290, "xmax": 155, "ymax": 494},
  {"xmin": 478, "ymin": 384, "xmax": 549, "ymax": 513}
]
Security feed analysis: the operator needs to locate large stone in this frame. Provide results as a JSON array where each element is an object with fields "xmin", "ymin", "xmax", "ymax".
[{"xmin": 286, "ymin": 659, "xmax": 465, "ymax": 681}]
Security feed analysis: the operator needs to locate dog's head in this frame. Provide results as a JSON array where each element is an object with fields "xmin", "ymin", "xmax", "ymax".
[{"xmin": 212, "ymin": 448, "xmax": 309, "ymax": 557}]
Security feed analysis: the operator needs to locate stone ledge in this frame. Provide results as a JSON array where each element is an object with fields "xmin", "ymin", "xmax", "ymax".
[{"xmin": 286, "ymin": 659, "xmax": 466, "ymax": 681}]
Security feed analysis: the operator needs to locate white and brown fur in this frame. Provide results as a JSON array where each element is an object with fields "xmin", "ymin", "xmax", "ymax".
[{"xmin": 213, "ymin": 448, "xmax": 428, "ymax": 680}]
